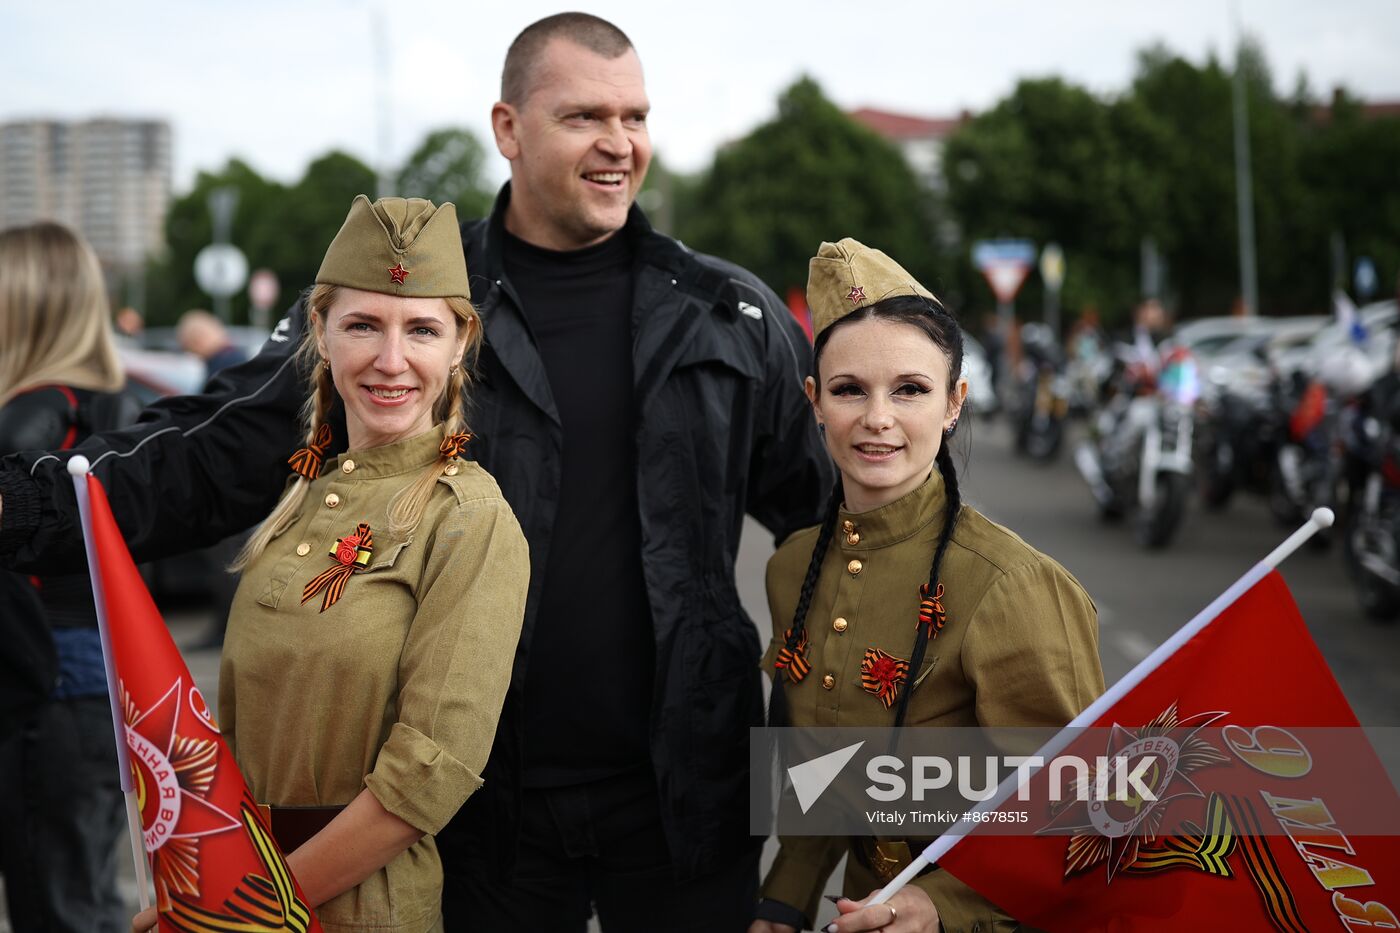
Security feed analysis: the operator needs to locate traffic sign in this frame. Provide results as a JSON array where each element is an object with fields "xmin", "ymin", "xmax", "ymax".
[
  {"xmin": 1040, "ymin": 243, "xmax": 1065, "ymax": 293},
  {"xmin": 194, "ymin": 244, "xmax": 249, "ymax": 298},
  {"xmin": 972, "ymin": 238, "xmax": 1035, "ymax": 304},
  {"xmin": 1355, "ymin": 257, "xmax": 1378, "ymax": 302}
]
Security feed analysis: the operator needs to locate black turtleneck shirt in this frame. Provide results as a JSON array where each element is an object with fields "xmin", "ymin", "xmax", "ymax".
[{"xmin": 502, "ymin": 228, "xmax": 655, "ymax": 787}]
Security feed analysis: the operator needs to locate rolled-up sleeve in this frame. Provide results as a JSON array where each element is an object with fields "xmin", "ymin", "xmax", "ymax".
[
  {"xmin": 963, "ymin": 558, "xmax": 1103, "ymax": 728},
  {"xmin": 364, "ymin": 494, "xmax": 529, "ymax": 834},
  {"xmin": 760, "ymin": 834, "xmax": 846, "ymax": 926}
]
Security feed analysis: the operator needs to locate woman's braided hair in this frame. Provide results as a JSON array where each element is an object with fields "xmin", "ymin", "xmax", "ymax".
[{"xmin": 770, "ymin": 294, "xmax": 964, "ymax": 729}]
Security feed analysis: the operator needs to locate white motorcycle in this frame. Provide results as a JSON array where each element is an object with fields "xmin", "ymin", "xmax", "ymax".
[{"xmin": 1076, "ymin": 346, "xmax": 1200, "ymax": 549}]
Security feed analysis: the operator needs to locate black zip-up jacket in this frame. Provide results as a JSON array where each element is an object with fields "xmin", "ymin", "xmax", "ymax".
[{"xmin": 0, "ymin": 188, "xmax": 831, "ymax": 879}]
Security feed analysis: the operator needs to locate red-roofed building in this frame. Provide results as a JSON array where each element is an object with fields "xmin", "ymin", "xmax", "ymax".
[
  {"xmin": 848, "ymin": 107, "xmax": 971, "ymax": 189},
  {"xmin": 1310, "ymin": 91, "xmax": 1400, "ymax": 125}
]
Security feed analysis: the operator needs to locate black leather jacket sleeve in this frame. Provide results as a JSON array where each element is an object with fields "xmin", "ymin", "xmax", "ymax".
[
  {"xmin": 0, "ymin": 303, "xmax": 317, "ymax": 572},
  {"xmin": 734, "ymin": 272, "xmax": 834, "ymax": 545}
]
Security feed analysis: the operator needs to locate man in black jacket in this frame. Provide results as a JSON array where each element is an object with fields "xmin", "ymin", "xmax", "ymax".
[{"xmin": 0, "ymin": 13, "xmax": 830, "ymax": 931}]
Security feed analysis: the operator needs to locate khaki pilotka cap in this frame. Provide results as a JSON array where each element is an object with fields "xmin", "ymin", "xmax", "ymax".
[
  {"xmin": 807, "ymin": 237, "xmax": 939, "ymax": 339},
  {"xmin": 316, "ymin": 195, "xmax": 471, "ymax": 299}
]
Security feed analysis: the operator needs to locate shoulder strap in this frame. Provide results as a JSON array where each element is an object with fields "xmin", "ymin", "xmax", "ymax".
[{"xmin": 0, "ymin": 385, "xmax": 79, "ymax": 453}]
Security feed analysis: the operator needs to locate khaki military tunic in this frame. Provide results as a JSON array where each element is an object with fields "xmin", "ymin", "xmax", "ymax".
[
  {"xmin": 221, "ymin": 425, "xmax": 529, "ymax": 933},
  {"xmin": 760, "ymin": 470, "xmax": 1103, "ymax": 932}
]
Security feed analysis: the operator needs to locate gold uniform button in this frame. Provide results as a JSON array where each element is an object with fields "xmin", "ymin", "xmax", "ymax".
[
  {"xmin": 324, "ymin": 493, "xmax": 341, "ymax": 508},
  {"xmin": 443, "ymin": 462, "xmax": 460, "ymax": 476},
  {"xmin": 847, "ymin": 559, "xmax": 863, "ymax": 575},
  {"xmin": 822, "ymin": 674, "xmax": 836, "ymax": 690},
  {"xmin": 833, "ymin": 617, "xmax": 849, "ymax": 633},
  {"xmin": 341, "ymin": 459, "xmax": 355, "ymax": 474},
  {"xmin": 296, "ymin": 543, "xmax": 311, "ymax": 557},
  {"xmin": 847, "ymin": 532, "xmax": 861, "ymax": 545},
  {"xmin": 842, "ymin": 520, "xmax": 856, "ymax": 534}
]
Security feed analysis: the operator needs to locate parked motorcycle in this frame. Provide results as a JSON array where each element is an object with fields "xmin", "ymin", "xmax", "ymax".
[
  {"xmin": 1075, "ymin": 345, "xmax": 1200, "ymax": 548},
  {"xmin": 1266, "ymin": 341, "xmax": 1378, "ymax": 546},
  {"xmin": 1011, "ymin": 324, "xmax": 1070, "ymax": 462},
  {"xmin": 1343, "ymin": 375, "xmax": 1400, "ymax": 621},
  {"xmin": 1194, "ymin": 343, "xmax": 1289, "ymax": 512}
]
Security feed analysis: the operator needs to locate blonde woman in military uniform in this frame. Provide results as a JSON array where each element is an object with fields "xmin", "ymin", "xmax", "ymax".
[
  {"xmin": 131, "ymin": 197, "xmax": 529, "ymax": 933},
  {"xmin": 751, "ymin": 240, "xmax": 1103, "ymax": 933}
]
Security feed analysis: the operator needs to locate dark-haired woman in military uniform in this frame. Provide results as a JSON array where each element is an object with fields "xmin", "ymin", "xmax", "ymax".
[{"xmin": 750, "ymin": 240, "xmax": 1104, "ymax": 933}]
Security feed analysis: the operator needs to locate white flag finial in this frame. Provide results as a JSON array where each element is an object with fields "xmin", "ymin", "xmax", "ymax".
[{"xmin": 67, "ymin": 456, "xmax": 90, "ymax": 476}]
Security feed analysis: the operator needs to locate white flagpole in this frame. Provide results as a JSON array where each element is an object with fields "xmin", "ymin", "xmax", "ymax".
[
  {"xmin": 866, "ymin": 508, "xmax": 1335, "ymax": 908},
  {"xmin": 69, "ymin": 456, "xmax": 152, "ymax": 912}
]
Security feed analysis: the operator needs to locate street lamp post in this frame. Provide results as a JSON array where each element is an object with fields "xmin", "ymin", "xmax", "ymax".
[{"xmin": 1232, "ymin": 34, "xmax": 1260, "ymax": 317}]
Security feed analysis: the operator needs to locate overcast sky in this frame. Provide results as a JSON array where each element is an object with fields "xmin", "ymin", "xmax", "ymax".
[{"xmin": 5, "ymin": 1, "xmax": 1399, "ymax": 192}]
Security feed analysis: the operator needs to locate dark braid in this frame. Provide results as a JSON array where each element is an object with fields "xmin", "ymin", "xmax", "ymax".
[
  {"xmin": 893, "ymin": 440, "xmax": 962, "ymax": 728},
  {"xmin": 767, "ymin": 479, "xmax": 843, "ymax": 728}
]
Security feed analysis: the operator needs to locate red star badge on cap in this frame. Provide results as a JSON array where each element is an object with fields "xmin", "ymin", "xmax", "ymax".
[
  {"xmin": 846, "ymin": 285, "xmax": 866, "ymax": 304},
  {"xmin": 387, "ymin": 262, "xmax": 410, "ymax": 285}
]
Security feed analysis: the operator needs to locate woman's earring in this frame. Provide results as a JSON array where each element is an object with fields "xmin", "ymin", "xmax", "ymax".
[
  {"xmin": 449, "ymin": 362, "xmax": 460, "ymax": 377},
  {"xmin": 944, "ymin": 418, "xmax": 959, "ymax": 437},
  {"xmin": 319, "ymin": 358, "xmax": 331, "ymax": 375},
  {"xmin": 818, "ymin": 423, "xmax": 827, "ymax": 438}
]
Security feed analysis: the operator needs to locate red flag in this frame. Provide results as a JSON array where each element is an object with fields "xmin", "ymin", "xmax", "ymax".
[
  {"xmin": 939, "ymin": 571, "xmax": 1400, "ymax": 932},
  {"xmin": 78, "ymin": 472, "xmax": 322, "ymax": 931}
]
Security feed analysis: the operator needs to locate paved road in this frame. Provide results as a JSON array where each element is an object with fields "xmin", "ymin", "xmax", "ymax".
[{"xmin": 6, "ymin": 418, "xmax": 1396, "ymax": 930}]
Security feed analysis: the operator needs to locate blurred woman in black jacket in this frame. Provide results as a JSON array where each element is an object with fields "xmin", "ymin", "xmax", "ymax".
[{"xmin": 0, "ymin": 222, "xmax": 140, "ymax": 932}]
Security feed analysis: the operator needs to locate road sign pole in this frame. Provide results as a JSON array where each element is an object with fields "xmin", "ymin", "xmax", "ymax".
[
  {"xmin": 1039, "ymin": 243, "xmax": 1065, "ymax": 339},
  {"xmin": 973, "ymin": 238, "xmax": 1037, "ymax": 406},
  {"xmin": 1232, "ymin": 32, "xmax": 1259, "ymax": 316},
  {"xmin": 206, "ymin": 187, "xmax": 240, "ymax": 323}
]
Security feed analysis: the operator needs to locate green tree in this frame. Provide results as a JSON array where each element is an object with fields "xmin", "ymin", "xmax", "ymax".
[
  {"xmin": 395, "ymin": 128, "xmax": 495, "ymax": 221},
  {"xmin": 147, "ymin": 159, "xmax": 288, "ymax": 326},
  {"xmin": 680, "ymin": 77, "xmax": 938, "ymax": 299},
  {"xmin": 149, "ymin": 150, "xmax": 376, "ymax": 327},
  {"xmin": 1301, "ymin": 92, "xmax": 1400, "ymax": 301},
  {"xmin": 1126, "ymin": 41, "xmax": 1325, "ymax": 317},
  {"xmin": 940, "ymin": 42, "xmax": 1348, "ymax": 325},
  {"xmin": 279, "ymin": 151, "xmax": 378, "ymax": 298},
  {"xmin": 943, "ymin": 77, "xmax": 1151, "ymax": 326}
]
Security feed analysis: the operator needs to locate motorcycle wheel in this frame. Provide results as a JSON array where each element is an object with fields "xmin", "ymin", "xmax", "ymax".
[
  {"xmin": 1136, "ymin": 472, "xmax": 1189, "ymax": 549},
  {"xmin": 1344, "ymin": 525, "xmax": 1400, "ymax": 622},
  {"xmin": 1195, "ymin": 430, "xmax": 1234, "ymax": 512}
]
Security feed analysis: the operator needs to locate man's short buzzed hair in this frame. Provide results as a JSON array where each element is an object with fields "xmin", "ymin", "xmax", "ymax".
[{"xmin": 501, "ymin": 12, "xmax": 635, "ymax": 105}]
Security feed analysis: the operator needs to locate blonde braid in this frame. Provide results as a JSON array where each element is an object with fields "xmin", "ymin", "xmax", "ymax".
[
  {"xmin": 386, "ymin": 361, "xmax": 471, "ymax": 538},
  {"xmin": 441, "ymin": 363, "xmax": 469, "ymax": 436}
]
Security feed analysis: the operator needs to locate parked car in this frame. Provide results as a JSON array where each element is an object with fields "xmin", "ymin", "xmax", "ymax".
[
  {"xmin": 117, "ymin": 342, "xmax": 207, "ymax": 402},
  {"xmin": 1168, "ymin": 316, "xmax": 1275, "ymax": 363},
  {"xmin": 141, "ymin": 325, "xmax": 271, "ymax": 360}
]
